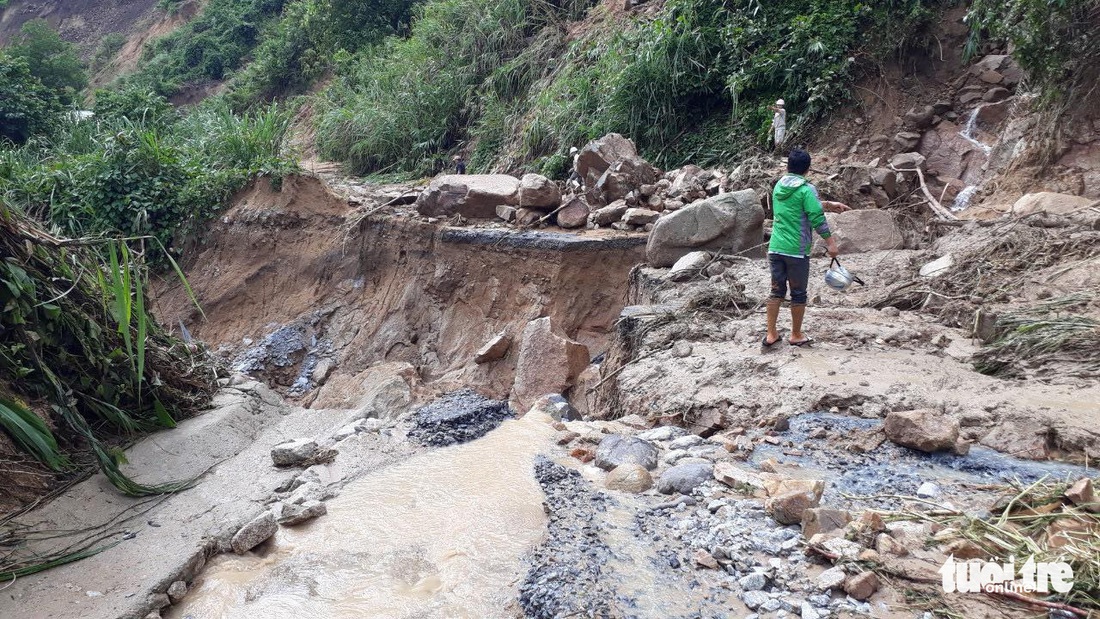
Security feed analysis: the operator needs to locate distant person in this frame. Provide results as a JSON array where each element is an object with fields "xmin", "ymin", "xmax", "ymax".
[
  {"xmin": 770, "ymin": 99, "xmax": 787, "ymax": 149},
  {"xmin": 763, "ymin": 149, "xmax": 849, "ymax": 349},
  {"xmin": 453, "ymin": 155, "xmax": 467, "ymax": 175},
  {"xmin": 567, "ymin": 146, "xmax": 581, "ymax": 188}
]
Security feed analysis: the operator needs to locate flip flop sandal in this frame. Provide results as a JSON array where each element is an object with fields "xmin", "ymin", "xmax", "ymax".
[
  {"xmin": 789, "ymin": 338, "xmax": 815, "ymax": 348},
  {"xmin": 761, "ymin": 334, "xmax": 782, "ymax": 349}
]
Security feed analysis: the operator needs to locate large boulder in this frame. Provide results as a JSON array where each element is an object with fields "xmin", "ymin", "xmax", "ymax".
[
  {"xmin": 657, "ymin": 461, "xmax": 714, "ymax": 495},
  {"xmin": 556, "ymin": 195, "xmax": 590, "ymax": 228},
  {"xmin": 517, "ymin": 173, "xmax": 561, "ymax": 211},
  {"xmin": 511, "ymin": 317, "xmax": 590, "ymax": 412},
  {"xmin": 416, "ymin": 174, "xmax": 520, "ymax": 218},
  {"xmin": 884, "ymin": 409, "xmax": 959, "ymax": 453},
  {"xmin": 1011, "ymin": 192, "xmax": 1096, "ymax": 218},
  {"xmin": 575, "ymin": 133, "xmax": 658, "ymax": 204},
  {"xmin": 231, "ymin": 512, "xmax": 278, "ymax": 553},
  {"xmin": 816, "ymin": 209, "xmax": 903, "ymax": 255},
  {"xmin": 645, "ymin": 190, "xmax": 764, "ymax": 267},
  {"xmin": 595, "ymin": 434, "xmax": 659, "ymax": 471},
  {"xmin": 605, "ymin": 463, "xmax": 654, "ymax": 493},
  {"xmin": 918, "ymin": 123, "xmax": 986, "ymax": 185}
]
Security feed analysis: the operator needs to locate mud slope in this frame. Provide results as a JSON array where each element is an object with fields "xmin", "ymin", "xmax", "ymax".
[{"xmin": 153, "ymin": 175, "xmax": 646, "ymax": 406}]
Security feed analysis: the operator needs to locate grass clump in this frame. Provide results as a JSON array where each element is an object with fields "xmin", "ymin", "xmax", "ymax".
[{"xmin": 974, "ymin": 295, "xmax": 1100, "ymax": 379}]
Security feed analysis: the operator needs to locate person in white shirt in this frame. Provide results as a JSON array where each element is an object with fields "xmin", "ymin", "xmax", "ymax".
[{"xmin": 770, "ymin": 99, "xmax": 787, "ymax": 149}]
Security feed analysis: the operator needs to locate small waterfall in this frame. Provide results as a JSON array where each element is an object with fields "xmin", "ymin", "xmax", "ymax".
[
  {"xmin": 959, "ymin": 105, "xmax": 993, "ymax": 156},
  {"xmin": 951, "ymin": 185, "xmax": 980, "ymax": 212}
]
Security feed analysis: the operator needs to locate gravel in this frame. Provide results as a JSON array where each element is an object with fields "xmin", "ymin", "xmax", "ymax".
[{"xmin": 407, "ymin": 389, "xmax": 513, "ymax": 446}]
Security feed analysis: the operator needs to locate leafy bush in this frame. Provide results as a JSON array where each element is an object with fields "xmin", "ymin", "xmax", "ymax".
[
  {"xmin": 6, "ymin": 19, "xmax": 88, "ymax": 107},
  {"xmin": 0, "ymin": 52, "xmax": 63, "ymax": 145}
]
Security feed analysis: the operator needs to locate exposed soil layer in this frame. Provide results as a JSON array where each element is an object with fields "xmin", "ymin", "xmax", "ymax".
[{"xmin": 153, "ymin": 174, "xmax": 647, "ymax": 409}]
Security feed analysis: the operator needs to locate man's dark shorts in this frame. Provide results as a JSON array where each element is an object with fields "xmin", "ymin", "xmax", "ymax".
[{"xmin": 768, "ymin": 253, "xmax": 809, "ymax": 305}]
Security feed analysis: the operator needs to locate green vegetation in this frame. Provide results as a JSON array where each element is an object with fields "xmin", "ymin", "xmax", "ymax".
[
  {"xmin": 92, "ymin": 33, "xmax": 127, "ymax": 71},
  {"xmin": 1, "ymin": 93, "xmax": 295, "ymax": 249},
  {"xmin": 314, "ymin": 0, "xmax": 941, "ymax": 175},
  {"xmin": 0, "ymin": 205, "xmax": 216, "ymax": 494},
  {"xmin": 7, "ymin": 19, "xmax": 88, "ymax": 106},
  {"xmin": 0, "ymin": 52, "xmax": 63, "ymax": 145}
]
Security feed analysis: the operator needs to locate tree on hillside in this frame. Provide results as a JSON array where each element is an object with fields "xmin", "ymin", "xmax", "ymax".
[
  {"xmin": 0, "ymin": 52, "xmax": 62, "ymax": 145},
  {"xmin": 8, "ymin": 19, "xmax": 88, "ymax": 107}
]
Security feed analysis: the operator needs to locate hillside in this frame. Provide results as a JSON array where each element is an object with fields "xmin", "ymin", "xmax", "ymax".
[{"xmin": 1, "ymin": 0, "xmax": 1099, "ymax": 618}]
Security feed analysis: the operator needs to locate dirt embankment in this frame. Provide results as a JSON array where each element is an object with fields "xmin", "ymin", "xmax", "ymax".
[{"xmin": 153, "ymin": 174, "xmax": 646, "ymax": 410}]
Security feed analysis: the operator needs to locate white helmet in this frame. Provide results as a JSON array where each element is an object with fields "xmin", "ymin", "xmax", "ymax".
[
  {"xmin": 824, "ymin": 258, "xmax": 864, "ymax": 291},
  {"xmin": 776, "ymin": 99, "xmax": 785, "ymax": 107}
]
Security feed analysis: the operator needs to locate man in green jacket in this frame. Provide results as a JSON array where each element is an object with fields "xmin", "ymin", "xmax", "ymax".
[{"xmin": 764, "ymin": 149, "xmax": 848, "ymax": 348}]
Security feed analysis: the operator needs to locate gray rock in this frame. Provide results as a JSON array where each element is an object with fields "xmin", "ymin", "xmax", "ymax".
[
  {"xmin": 231, "ymin": 512, "xmax": 278, "ymax": 553},
  {"xmin": 595, "ymin": 435, "xmax": 659, "ymax": 471},
  {"xmin": 884, "ymin": 409, "xmax": 959, "ymax": 453},
  {"xmin": 496, "ymin": 204, "xmax": 517, "ymax": 222},
  {"xmin": 623, "ymin": 207, "xmax": 660, "ymax": 226},
  {"xmin": 278, "ymin": 499, "xmax": 328, "ymax": 525},
  {"xmin": 591, "ymin": 199, "xmax": 629, "ymax": 226},
  {"xmin": 916, "ymin": 482, "xmax": 940, "ymax": 498},
  {"xmin": 801, "ymin": 601, "xmax": 823, "ymax": 619},
  {"xmin": 556, "ymin": 195, "xmax": 590, "ymax": 228},
  {"xmin": 816, "ymin": 209, "xmax": 903, "ymax": 255},
  {"xmin": 816, "ymin": 565, "xmax": 847, "ymax": 591},
  {"xmin": 645, "ymin": 190, "xmax": 764, "ymax": 267},
  {"xmin": 637, "ymin": 426, "xmax": 686, "ymax": 442},
  {"xmin": 889, "ymin": 151, "xmax": 926, "ymax": 172},
  {"xmin": 517, "ymin": 173, "xmax": 561, "ymax": 210},
  {"xmin": 669, "ymin": 434, "xmax": 704, "ymax": 450},
  {"xmin": 271, "ymin": 438, "xmax": 319, "ymax": 467},
  {"xmin": 762, "ymin": 598, "xmax": 783, "ymax": 612},
  {"xmin": 166, "ymin": 580, "xmax": 187, "ymax": 604},
  {"xmin": 742, "ymin": 590, "xmax": 770, "ymax": 610},
  {"xmin": 416, "ymin": 174, "xmax": 520, "ymax": 218},
  {"xmin": 739, "ymin": 571, "xmax": 768, "ymax": 591},
  {"xmin": 663, "ymin": 449, "xmax": 690, "ymax": 465},
  {"xmin": 656, "ymin": 462, "xmax": 713, "ymax": 495}
]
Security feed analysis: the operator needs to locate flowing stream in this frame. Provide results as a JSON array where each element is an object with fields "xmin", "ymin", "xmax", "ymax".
[
  {"xmin": 169, "ymin": 415, "xmax": 557, "ymax": 619},
  {"xmin": 951, "ymin": 105, "xmax": 995, "ymax": 211}
]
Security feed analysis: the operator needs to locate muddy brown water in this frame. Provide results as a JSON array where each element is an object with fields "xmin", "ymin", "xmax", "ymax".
[{"xmin": 169, "ymin": 415, "xmax": 557, "ymax": 618}]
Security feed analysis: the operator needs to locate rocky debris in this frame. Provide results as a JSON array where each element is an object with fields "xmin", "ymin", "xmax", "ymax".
[
  {"xmin": 415, "ymin": 174, "xmax": 520, "ymax": 218},
  {"xmin": 556, "ymin": 195, "xmax": 590, "ymax": 228},
  {"xmin": 591, "ymin": 199, "xmax": 629, "ymax": 226},
  {"xmin": 815, "ymin": 565, "xmax": 847, "ymax": 591},
  {"xmin": 512, "ymin": 317, "xmax": 590, "ymax": 411},
  {"xmin": 916, "ymin": 482, "xmax": 940, "ymax": 498},
  {"xmin": 605, "ymin": 463, "xmax": 654, "ymax": 493},
  {"xmin": 408, "ymin": 388, "xmax": 513, "ymax": 446},
  {"xmin": 801, "ymin": 507, "xmax": 851, "ymax": 539},
  {"xmin": 515, "ymin": 207, "xmax": 543, "ymax": 226},
  {"xmin": 276, "ymin": 499, "xmax": 327, "ymax": 525},
  {"xmin": 166, "ymin": 581, "xmax": 187, "ymax": 604},
  {"xmin": 765, "ymin": 490, "xmax": 820, "ymax": 525},
  {"xmin": 595, "ymin": 435, "xmax": 659, "ymax": 471},
  {"xmin": 519, "ymin": 458, "xmax": 615, "ymax": 618},
  {"xmin": 622, "ymin": 207, "xmax": 660, "ymax": 226},
  {"xmin": 231, "ymin": 511, "xmax": 278, "ymax": 554},
  {"xmin": 693, "ymin": 548, "xmax": 719, "ymax": 569},
  {"xmin": 271, "ymin": 438, "xmax": 319, "ymax": 467},
  {"xmin": 495, "ymin": 204, "xmax": 516, "ymax": 222},
  {"xmin": 646, "ymin": 190, "xmax": 764, "ymax": 267},
  {"xmin": 473, "ymin": 333, "xmax": 511, "ymax": 364},
  {"xmin": 883, "ymin": 409, "xmax": 960, "ymax": 453},
  {"xmin": 889, "ymin": 151, "xmax": 926, "ymax": 174},
  {"xmin": 517, "ymin": 173, "xmax": 561, "ymax": 210},
  {"xmin": 666, "ymin": 251, "xmax": 711, "ymax": 282},
  {"xmin": 1065, "ymin": 478, "xmax": 1099, "ymax": 512},
  {"xmin": 979, "ymin": 422, "xmax": 1050, "ymax": 460},
  {"xmin": 819, "ymin": 209, "xmax": 903, "ymax": 254},
  {"xmin": 530, "ymin": 394, "xmax": 577, "ymax": 421},
  {"xmin": 894, "ymin": 131, "xmax": 922, "ymax": 150},
  {"xmin": 656, "ymin": 461, "xmax": 714, "ymax": 495},
  {"xmin": 844, "ymin": 572, "xmax": 880, "ymax": 601},
  {"xmin": 1012, "ymin": 192, "xmax": 1097, "ymax": 219},
  {"xmin": 983, "ymin": 86, "xmax": 1011, "ymax": 103},
  {"xmin": 575, "ymin": 134, "xmax": 657, "ymax": 204},
  {"xmin": 713, "ymin": 461, "xmax": 768, "ymax": 492}
]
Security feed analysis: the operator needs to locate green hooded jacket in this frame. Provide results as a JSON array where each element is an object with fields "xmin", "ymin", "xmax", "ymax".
[{"xmin": 769, "ymin": 173, "xmax": 831, "ymax": 257}]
